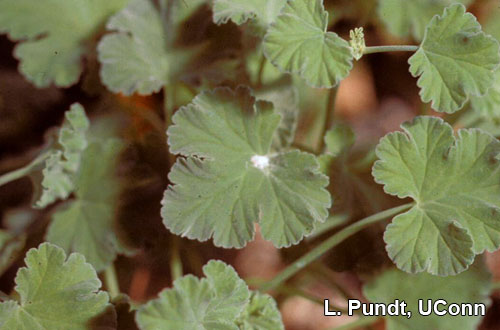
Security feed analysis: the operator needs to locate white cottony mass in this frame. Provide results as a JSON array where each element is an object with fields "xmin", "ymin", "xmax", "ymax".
[{"xmin": 251, "ymin": 155, "xmax": 270, "ymax": 170}]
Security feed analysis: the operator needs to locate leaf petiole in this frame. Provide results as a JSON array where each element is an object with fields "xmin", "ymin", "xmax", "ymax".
[
  {"xmin": 259, "ymin": 202, "xmax": 414, "ymax": 292},
  {"xmin": 363, "ymin": 45, "xmax": 419, "ymax": 55},
  {"xmin": 0, "ymin": 152, "xmax": 50, "ymax": 187},
  {"xmin": 319, "ymin": 87, "xmax": 339, "ymax": 153},
  {"xmin": 104, "ymin": 263, "xmax": 120, "ymax": 300},
  {"xmin": 170, "ymin": 236, "xmax": 183, "ymax": 281}
]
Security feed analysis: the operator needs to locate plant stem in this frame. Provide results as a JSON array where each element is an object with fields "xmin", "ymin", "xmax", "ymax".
[
  {"xmin": 491, "ymin": 281, "xmax": 500, "ymax": 290},
  {"xmin": 0, "ymin": 152, "xmax": 50, "ymax": 187},
  {"xmin": 328, "ymin": 316, "xmax": 380, "ymax": 330},
  {"xmin": 170, "ymin": 236, "xmax": 183, "ymax": 281},
  {"xmin": 104, "ymin": 264, "xmax": 120, "ymax": 300},
  {"xmin": 0, "ymin": 166, "xmax": 34, "ymax": 187},
  {"xmin": 164, "ymin": 85, "xmax": 177, "ymax": 166},
  {"xmin": 159, "ymin": 0, "xmax": 174, "ymax": 45},
  {"xmin": 318, "ymin": 87, "xmax": 339, "ymax": 152},
  {"xmin": 246, "ymin": 277, "xmax": 349, "ymax": 314},
  {"xmin": 164, "ymin": 85, "xmax": 175, "ymax": 129},
  {"xmin": 259, "ymin": 203, "xmax": 414, "ymax": 292},
  {"xmin": 363, "ymin": 45, "xmax": 418, "ymax": 55},
  {"xmin": 256, "ymin": 54, "xmax": 267, "ymax": 88}
]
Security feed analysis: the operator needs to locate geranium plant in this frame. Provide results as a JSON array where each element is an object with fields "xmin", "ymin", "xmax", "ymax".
[{"xmin": 0, "ymin": 0, "xmax": 500, "ymax": 329}]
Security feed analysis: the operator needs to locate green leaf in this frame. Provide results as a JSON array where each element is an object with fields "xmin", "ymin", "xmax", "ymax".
[
  {"xmin": 323, "ymin": 123, "xmax": 355, "ymax": 158},
  {"xmin": 373, "ymin": 116, "xmax": 500, "ymax": 275},
  {"xmin": 97, "ymin": 0, "xmax": 222, "ymax": 96},
  {"xmin": 263, "ymin": 0, "xmax": 353, "ymax": 88},
  {"xmin": 98, "ymin": 0, "xmax": 171, "ymax": 95},
  {"xmin": 0, "ymin": 243, "xmax": 114, "ymax": 330},
  {"xmin": 408, "ymin": 4, "xmax": 500, "ymax": 113},
  {"xmin": 46, "ymin": 139, "xmax": 125, "ymax": 272},
  {"xmin": 236, "ymin": 292, "xmax": 284, "ymax": 330},
  {"xmin": 136, "ymin": 260, "xmax": 250, "ymax": 330},
  {"xmin": 377, "ymin": 0, "xmax": 472, "ymax": 41},
  {"xmin": 213, "ymin": 0, "xmax": 286, "ymax": 32},
  {"xmin": 364, "ymin": 262, "xmax": 491, "ymax": 330},
  {"xmin": 0, "ymin": 0, "xmax": 127, "ymax": 87},
  {"xmin": 163, "ymin": 87, "xmax": 330, "ymax": 248},
  {"xmin": 35, "ymin": 103, "xmax": 90, "ymax": 208}
]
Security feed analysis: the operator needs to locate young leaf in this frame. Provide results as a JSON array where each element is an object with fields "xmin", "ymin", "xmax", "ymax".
[
  {"xmin": 0, "ymin": 243, "xmax": 114, "ymax": 329},
  {"xmin": 364, "ymin": 263, "xmax": 491, "ymax": 330},
  {"xmin": 0, "ymin": 0, "xmax": 127, "ymax": 87},
  {"xmin": 263, "ymin": 0, "xmax": 353, "ymax": 88},
  {"xmin": 35, "ymin": 103, "xmax": 90, "ymax": 208},
  {"xmin": 408, "ymin": 4, "xmax": 500, "ymax": 113},
  {"xmin": 46, "ymin": 139, "xmax": 125, "ymax": 272},
  {"xmin": 213, "ymin": 0, "xmax": 286, "ymax": 33},
  {"xmin": 136, "ymin": 260, "xmax": 250, "ymax": 329},
  {"xmin": 377, "ymin": 0, "xmax": 472, "ymax": 41},
  {"xmin": 236, "ymin": 292, "xmax": 284, "ymax": 330},
  {"xmin": 163, "ymin": 87, "xmax": 330, "ymax": 248},
  {"xmin": 373, "ymin": 116, "xmax": 500, "ymax": 276},
  {"xmin": 349, "ymin": 27, "xmax": 366, "ymax": 61}
]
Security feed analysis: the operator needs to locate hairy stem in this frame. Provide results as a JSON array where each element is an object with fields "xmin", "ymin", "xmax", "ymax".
[
  {"xmin": 259, "ymin": 203, "xmax": 414, "ymax": 292},
  {"xmin": 318, "ymin": 87, "xmax": 339, "ymax": 152},
  {"xmin": 104, "ymin": 264, "xmax": 120, "ymax": 300},
  {"xmin": 0, "ymin": 152, "xmax": 50, "ymax": 187},
  {"xmin": 363, "ymin": 45, "xmax": 418, "ymax": 55}
]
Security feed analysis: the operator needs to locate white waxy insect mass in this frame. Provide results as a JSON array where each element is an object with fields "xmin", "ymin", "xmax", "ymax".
[{"xmin": 251, "ymin": 155, "xmax": 270, "ymax": 170}]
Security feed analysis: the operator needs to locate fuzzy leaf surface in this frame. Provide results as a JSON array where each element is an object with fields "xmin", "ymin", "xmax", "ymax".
[
  {"xmin": 163, "ymin": 87, "xmax": 330, "ymax": 248},
  {"xmin": 136, "ymin": 260, "xmax": 250, "ymax": 330},
  {"xmin": 373, "ymin": 116, "xmax": 500, "ymax": 275},
  {"xmin": 408, "ymin": 4, "xmax": 500, "ymax": 113},
  {"xmin": 46, "ymin": 140, "xmax": 125, "ymax": 272},
  {"xmin": 378, "ymin": 0, "xmax": 472, "ymax": 41},
  {"xmin": 236, "ymin": 292, "xmax": 284, "ymax": 330},
  {"xmin": 263, "ymin": 0, "xmax": 353, "ymax": 88},
  {"xmin": 0, "ymin": 243, "xmax": 113, "ymax": 330},
  {"xmin": 364, "ymin": 263, "xmax": 490, "ymax": 330},
  {"xmin": 0, "ymin": 0, "xmax": 127, "ymax": 87}
]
